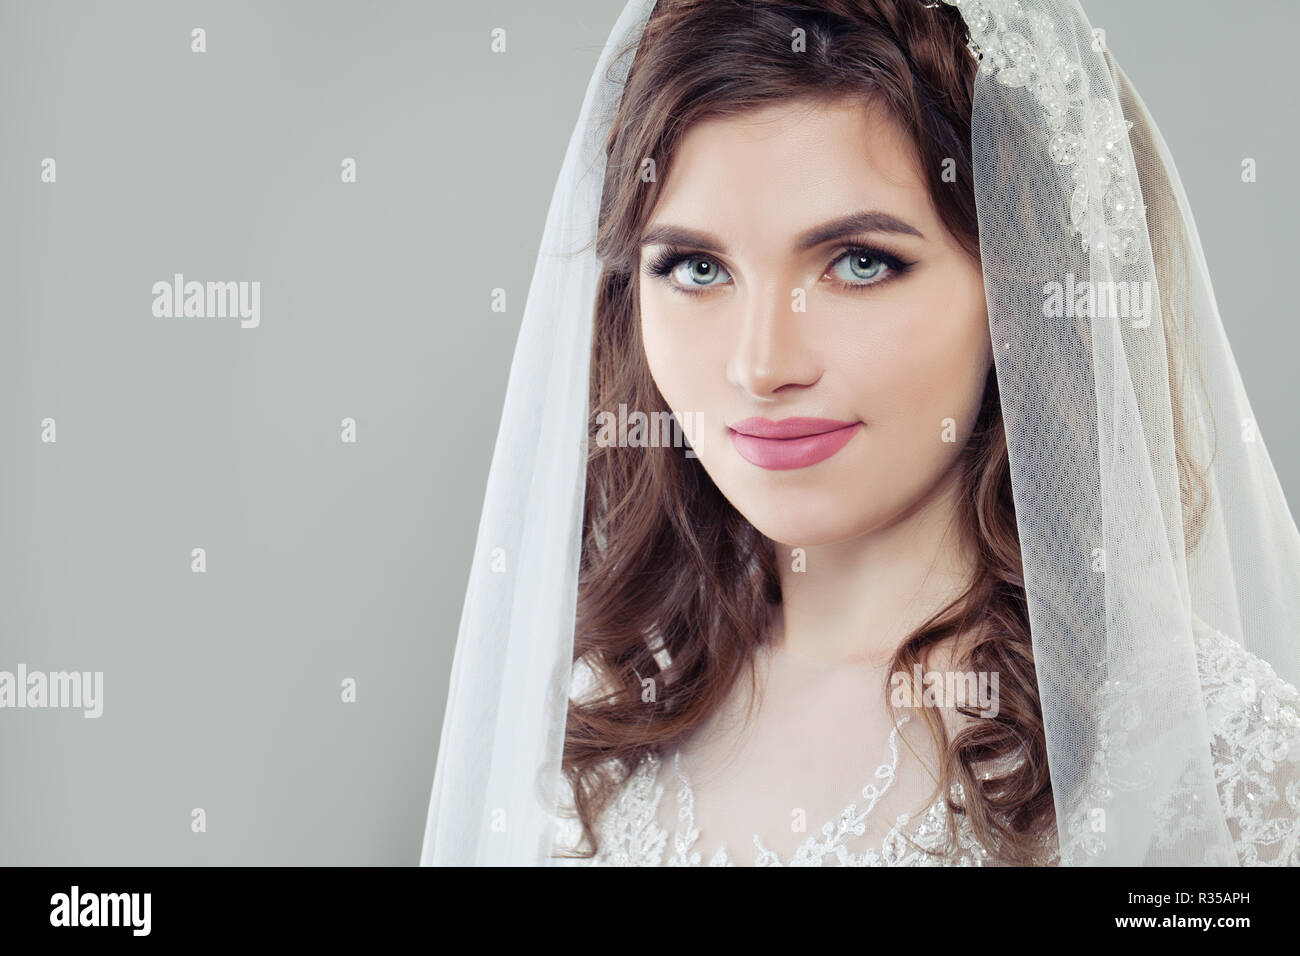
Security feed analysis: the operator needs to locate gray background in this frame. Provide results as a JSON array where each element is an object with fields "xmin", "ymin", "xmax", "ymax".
[{"xmin": 0, "ymin": 0, "xmax": 1294, "ymax": 865}]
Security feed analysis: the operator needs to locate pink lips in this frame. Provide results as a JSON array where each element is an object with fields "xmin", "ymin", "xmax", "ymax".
[{"xmin": 728, "ymin": 416, "xmax": 861, "ymax": 471}]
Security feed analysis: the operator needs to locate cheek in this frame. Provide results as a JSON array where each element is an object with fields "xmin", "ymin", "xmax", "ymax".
[
  {"xmin": 639, "ymin": 286, "xmax": 717, "ymax": 412},
  {"xmin": 851, "ymin": 269, "xmax": 990, "ymax": 444},
  {"xmin": 837, "ymin": 267, "xmax": 987, "ymax": 473},
  {"xmin": 638, "ymin": 287, "xmax": 681, "ymax": 403}
]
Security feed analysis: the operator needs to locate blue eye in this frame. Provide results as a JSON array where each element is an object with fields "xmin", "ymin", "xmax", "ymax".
[
  {"xmin": 643, "ymin": 248, "xmax": 734, "ymax": 297},
  {"xmin": 643, "ymin": 243, "xmax": 912, "ymax": 298},
  {"xmin": 830, "ymin": 250, "xmax": 890, "ymax": 285},
  {"xmin": 669, "ymin": 256, "xmax": 731, "ymax": 290}
]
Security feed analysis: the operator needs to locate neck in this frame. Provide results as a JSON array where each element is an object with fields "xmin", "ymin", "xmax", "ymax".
[{"xmin": 770, "ymin": 463, "xmax": 978, "ymax": 668}]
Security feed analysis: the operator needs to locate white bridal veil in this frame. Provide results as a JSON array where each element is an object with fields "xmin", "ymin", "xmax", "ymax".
[{"xmin": 421, "ymin": 0, "xmax": 1300, "ymax": 865}]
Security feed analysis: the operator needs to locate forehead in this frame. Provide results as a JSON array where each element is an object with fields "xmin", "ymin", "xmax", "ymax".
[{"xmin": 647, "ymin": 96, "xmax": 932, "ymax": 239}]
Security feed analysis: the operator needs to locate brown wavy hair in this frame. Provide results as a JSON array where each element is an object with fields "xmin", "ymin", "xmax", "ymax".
[{"xmin": 558, "ymin": 0, "xmax": 1208, "ymax": 866}]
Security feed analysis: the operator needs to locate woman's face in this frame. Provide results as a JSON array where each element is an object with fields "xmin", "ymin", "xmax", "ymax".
[{"xmin": 638, "ymin": 96, "xmax": 993, "ymax": 547}]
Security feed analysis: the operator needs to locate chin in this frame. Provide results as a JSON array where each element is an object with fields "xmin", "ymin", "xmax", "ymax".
[{"xmin": 725, "ymin": 491, "xmax": 878, "ymax": 549}]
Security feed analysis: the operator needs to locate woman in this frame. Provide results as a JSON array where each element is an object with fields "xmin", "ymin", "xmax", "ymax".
[{"xmin": 422, "ymin": 0, "xmax": 1300, "ymax": 866}]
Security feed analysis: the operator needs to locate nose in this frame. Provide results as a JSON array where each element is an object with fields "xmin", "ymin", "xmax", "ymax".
[{"xmin": 725, "ymin": 279, "xmax": 821, "ymax": 400}]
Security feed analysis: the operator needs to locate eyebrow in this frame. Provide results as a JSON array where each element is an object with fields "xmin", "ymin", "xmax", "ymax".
[{"xmin": 639, "ymin": 209, "xmax": 925, "ymax": 253}]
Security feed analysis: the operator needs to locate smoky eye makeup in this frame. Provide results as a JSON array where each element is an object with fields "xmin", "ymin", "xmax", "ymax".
[{"xmin": 641, "ymin": 239, "xmax": 916, "ymax": 298}]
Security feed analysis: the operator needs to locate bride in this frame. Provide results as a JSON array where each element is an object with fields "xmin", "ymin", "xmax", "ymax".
[{"xmin": 422, "ymin": 0, "xmax": 1300, "ymax": 867}]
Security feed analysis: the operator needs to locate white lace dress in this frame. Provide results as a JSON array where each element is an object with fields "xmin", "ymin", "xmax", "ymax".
[{"xmin": 553, "ymin": 622, "xmax": 1300, "ymax": 866}]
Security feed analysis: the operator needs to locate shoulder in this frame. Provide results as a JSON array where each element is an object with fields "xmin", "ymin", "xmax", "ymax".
[
  {"xmin": 1190, "ymin": 616, "xmax": 1300, "ymax": 865},
  {"xmin": 1191, "ymin": 616, "xmax": 1300, "ymax": 743}
]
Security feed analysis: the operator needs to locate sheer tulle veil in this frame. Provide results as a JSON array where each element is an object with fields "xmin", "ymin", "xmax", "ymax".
[{"xmin": 420, "ymin": 0, "xmax": 1300, "ymax": 865}]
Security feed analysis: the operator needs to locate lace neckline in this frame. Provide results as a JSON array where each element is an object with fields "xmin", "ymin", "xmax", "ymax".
[
  {"xmin": 666, "ymin": 714, "xmax": 913, "ymax": 866},
  {"xmin": 558, "ymin": 621, "xmax": 1297, "ymax": 866}
]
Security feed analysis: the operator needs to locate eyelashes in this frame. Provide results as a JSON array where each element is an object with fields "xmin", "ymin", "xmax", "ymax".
[{"xmin": 642, "ymin": 243, "xmax": 915, "ymax": 298}]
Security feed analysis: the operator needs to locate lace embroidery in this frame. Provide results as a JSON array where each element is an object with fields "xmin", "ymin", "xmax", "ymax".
[
  {"xmin": 1056, "ymin": 619, "xmax": 1300, "ymax": 865},
  {"xmin": 555, "ymin": 622, "xmax": 1297, "ymax": 866},
  {"xmin": 557, "ymin": 714, "xmax": 1001, "ymax": 867},
  {"xmin": 938, "ymin": 0, "xmax": 1145, "ymax": 264},
  {"xmin": 673, "ymin": 716, "xmax": 911, "ymax": 867},
  {"xmin": 1156, "ymin": 625, "xmax": 1300, "ymax": 865}
]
